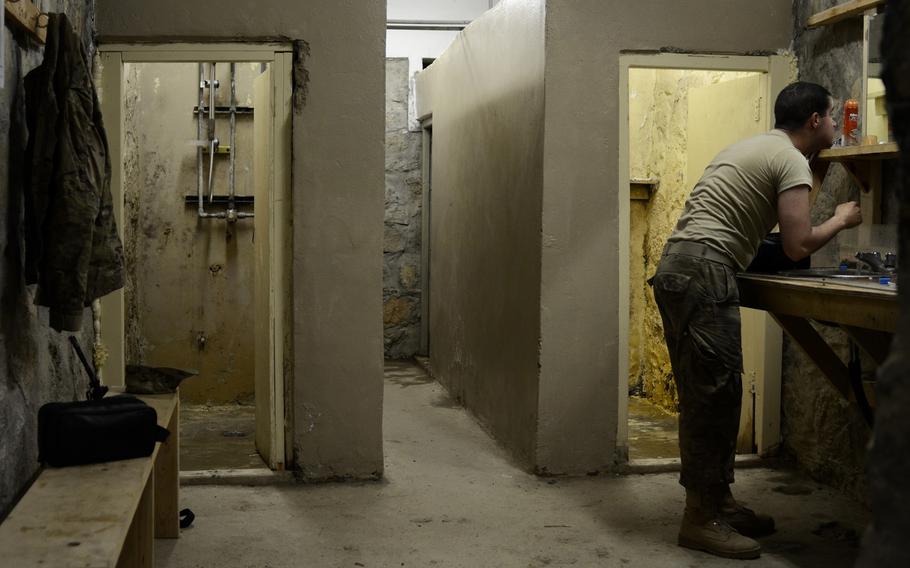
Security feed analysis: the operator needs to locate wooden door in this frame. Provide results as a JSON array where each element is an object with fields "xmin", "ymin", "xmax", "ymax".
[
  {"xmin": 686, "ymin": 74, "xmax": 782, "ymax": 454},
  {"xmin": 253, "ymin": 66, "xmax": 274, "ymax": 466}
]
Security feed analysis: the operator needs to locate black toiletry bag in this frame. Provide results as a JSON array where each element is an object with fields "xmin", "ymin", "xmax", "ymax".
[
  {"xmin": 745, "ymin": 232, "xmax": 811, "ymax": 274},
  {"xmin": 38, "ymin": 395, "xmax": 170, "ymax": 467}
]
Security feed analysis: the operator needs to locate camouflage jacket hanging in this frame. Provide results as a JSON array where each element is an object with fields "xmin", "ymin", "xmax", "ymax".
[{"xmin": 24, "ymin": 13, "xmax": 124, "ymax": 332}]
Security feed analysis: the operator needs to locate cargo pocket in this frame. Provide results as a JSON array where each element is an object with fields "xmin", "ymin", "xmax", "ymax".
[
  {"xmin": 652, "ymin": 272, "xmax": 693, "ymax": 335},
  {"xmin": 689, "ymin": 307, "xmax": 744, "ymax": 374}
]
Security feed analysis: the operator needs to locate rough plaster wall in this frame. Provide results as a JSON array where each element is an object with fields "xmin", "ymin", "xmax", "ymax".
[
  {"xmin": 628, "ymin": 69, "xmax": 756, "ymax": 412},
  {"xmin": 96, "ymin": 0, "xmax": 386, "ymax": 479},
  {"xmin": 415, "ymin": 0, "xmax": 545, "ymax": 468},
  {"xmin": 0, "ymin": 0, "xmax": 98, "ymax": 519},
  {"xmin": 626, "ymin": 69, "xmax": 657, "ymax": 395},
  {"xmin": 787, "ymin": 0, "xmax": 897, "ymax": 499},
  {"xmin": 123, "ymin": 62, "xmax": 259, "ymax": 404},
  {"xmin": 539, "ymin": 0, "xmax": 792, "ymax": 473},
  {"xmin": 860, "ymin": 3, "xmax": 910, "ymax": 562},
  {"xmin": 383, "ymin": 58, "xmax": 422, "ymax": 360}
]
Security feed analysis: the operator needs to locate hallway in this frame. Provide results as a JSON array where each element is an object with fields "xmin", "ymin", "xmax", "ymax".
[{"xmin": 157, "ymin": 361, "xmax": 868, "ymax": 567}]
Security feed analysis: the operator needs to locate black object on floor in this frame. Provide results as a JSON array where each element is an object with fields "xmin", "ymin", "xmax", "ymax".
[{"xmin": 179, "ymin": 508, "xmax": 195, "ymax": 529}]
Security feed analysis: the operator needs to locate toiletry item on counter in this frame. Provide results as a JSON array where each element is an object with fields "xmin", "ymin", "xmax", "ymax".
[{"xmin": 843, "ymin": 98, "xmax": 859, "ymax": 146}]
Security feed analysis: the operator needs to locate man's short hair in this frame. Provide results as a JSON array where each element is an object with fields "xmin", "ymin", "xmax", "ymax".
[{"xmin": 774, "ymin": 82, "xmax": 833, "ymax": 131}]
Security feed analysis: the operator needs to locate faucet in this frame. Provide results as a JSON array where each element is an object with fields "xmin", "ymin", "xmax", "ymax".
[{"xmin": 855, "ymin": 251, "xmax": 886, "ymax": 273}]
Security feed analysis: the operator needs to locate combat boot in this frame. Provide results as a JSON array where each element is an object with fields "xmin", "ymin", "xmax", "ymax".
[
  {"xmin": 719, "ymin": 487, "xmax": 776, "ymax": 538},
  {"xmin": 678, "ymin": 489, "xmax": 762, "ymax": 560}
]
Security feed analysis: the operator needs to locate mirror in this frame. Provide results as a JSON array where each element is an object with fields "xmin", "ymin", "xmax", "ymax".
[{"xmin": 863, "ymin": 9, "xmax": 889, "ymax": 143}]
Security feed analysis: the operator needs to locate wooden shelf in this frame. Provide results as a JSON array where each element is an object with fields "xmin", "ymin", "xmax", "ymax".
[
  {"xmin": 816, "ymin": 143, "xmax": 897, "ymax": 223},
  {"xmin": 817, "ymin": 142, "xmax": 899, "ymax": 160},
  {"xmin": 630, "ymin": 178, "xmax": 658, "ymax": 201},
  {"xmin": 807, "ymin": 0, "xmax": 886, "ymax": 28}
]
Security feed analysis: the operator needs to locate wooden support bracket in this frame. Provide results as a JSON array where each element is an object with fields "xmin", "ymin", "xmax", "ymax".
[
  {"xmin": 770, "ymin": 314, "xmax": 853, "ymax": 401},
  {"xmin": 841, "ymin": 325, "xmax": 893, "ymax": 365},
  {"xmin": 4, "ymin": 0, "xmax": 47, "ymax": 43}
]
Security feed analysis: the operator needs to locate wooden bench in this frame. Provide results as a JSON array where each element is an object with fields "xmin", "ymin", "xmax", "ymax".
[{"xmin": 0, "ymin": 390, "xmax": 180, "ymax": 567}]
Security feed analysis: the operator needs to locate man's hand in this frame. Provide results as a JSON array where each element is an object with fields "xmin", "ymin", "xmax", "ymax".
[
  {"xmin": 778, "ymin": 188, "xmax": 863, "ymax": 261},
  {"xmin": 834, "ymin": 201, "xmax": 862, "ymax": 229}
]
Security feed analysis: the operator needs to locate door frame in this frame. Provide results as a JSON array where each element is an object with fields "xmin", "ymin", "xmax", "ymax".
[
  {"xmin": 419, "ymin": 116, "xmax": 433, "ymax": 357},
  {"xmin": 96, "ymin": 43, "xmax": 294, "ymax": 469},
  {"xmin": 617, "ymin": 53, "xmax": 792, "ymax": 460}
]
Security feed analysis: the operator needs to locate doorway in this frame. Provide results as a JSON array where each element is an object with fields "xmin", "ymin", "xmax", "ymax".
[
  {"xmin": 617, "ymin": 54, "xmax": 789, "ymax": 464},
  {"xmin": 97, "ymin": 44, "xmax": 293, "ymax": 471}
]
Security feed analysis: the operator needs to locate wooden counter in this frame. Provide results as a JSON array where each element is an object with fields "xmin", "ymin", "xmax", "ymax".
[
  {"xmin": 738, "ymin": 274, "xmax": 897, "ymax": 424},
  {"xmin": 738, "ymin": 273, "xmax": 897, "ymax": 333}
]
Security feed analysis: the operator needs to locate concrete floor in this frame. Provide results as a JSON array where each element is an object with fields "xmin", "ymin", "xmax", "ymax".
[
  {"xmin": 180, "ymin": 403, "xmax": 266, "ymax": 471},
  {"xmin": 158, "ymin": 361, "xmax": 869, "ymax": 567}
]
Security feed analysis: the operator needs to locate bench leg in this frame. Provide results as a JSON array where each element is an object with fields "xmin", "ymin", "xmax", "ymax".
[
  {"xmin": 155, "ymin": 396, "xmax": 180, "ymax": 538},
  {"xmin": 118, "ymin": 472, "xmax": 155, "ymax": 568}
]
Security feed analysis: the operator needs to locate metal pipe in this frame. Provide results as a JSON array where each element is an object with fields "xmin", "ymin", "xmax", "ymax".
[
  {"xmin": 208, "ymin": 62, "xmax": 218, "ymax": 203},
  {"xmin": 207, "ymin": 63, "xmax": 217, "ymax": 141},
  {"xmin": 228, "ymin": 63, "xmax": 237, "ymax": 220},
  {"xmin": 197, "ymin": 63, "xmax": 206, "ymax": 218},
  {"xmin": 386, "ymin": 19, "xmax": 470, "ymax": 30},
  {"xmin": 195, "ymin": 61, "xmax": 249, "ymax": 221}
]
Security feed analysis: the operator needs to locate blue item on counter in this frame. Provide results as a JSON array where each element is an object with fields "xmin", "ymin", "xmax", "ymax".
[{"xmin": 879, "ymin": 276, "xmax": 891, "ymax": 285}]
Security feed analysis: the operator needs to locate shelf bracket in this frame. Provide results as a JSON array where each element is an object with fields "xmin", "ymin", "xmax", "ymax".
[{"xmin": 4, "ymin": 0, "xmax": 47, "ymax": 44}]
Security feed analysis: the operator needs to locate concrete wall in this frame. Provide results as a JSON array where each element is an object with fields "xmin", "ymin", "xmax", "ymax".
[
  {"xmin": 418, "ymin": 0, "xmax": 790, "ymax": 474},
  {"xmin": 96, "ymin": 0, "xmax": 386, "ymax": 479},
  {"xmin": 384, "ymin": 58, "xmax": 422, "ymax": 359},
  {"xmin": 387, "ymin": 0, "xmax": 494, "ymax": 129},
  {"xmin": 416, "ymin": 0, "xmax": 546, "ymax": 467},
  {"xmin": 539, "ymin": 0, "xmax": 792, "ymax": 472},
  {"xmin": 0, "ymin": 1, "xmax": 98, "ymax": 519},
  {"xmin": 123, "ymin": 62, "xmax": 259, "ymax": 404}
]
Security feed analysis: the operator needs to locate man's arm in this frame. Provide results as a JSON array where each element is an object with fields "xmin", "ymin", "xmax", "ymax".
[{"xmin": 777, "ymin": 185, "xmax": 863, "ymax": 261}]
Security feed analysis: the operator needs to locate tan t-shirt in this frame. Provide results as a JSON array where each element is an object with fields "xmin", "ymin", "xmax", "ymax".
[{"xmin": 667, "ymin": 129, "xmax": 813, "ymax": 270}]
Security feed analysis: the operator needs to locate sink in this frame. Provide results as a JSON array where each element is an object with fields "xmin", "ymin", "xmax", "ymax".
[{"xmin": 778, "ymin": 267, "xmax": 894, "ymax": 280}]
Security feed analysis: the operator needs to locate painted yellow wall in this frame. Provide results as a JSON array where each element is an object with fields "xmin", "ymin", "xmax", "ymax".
[
  {"xmin": 123, "ymin": 62, "xmax": 261, "ymax": 404},
  {"xmin": 627, "ymin": 69, "xmax": 758, "ymax": 412}
]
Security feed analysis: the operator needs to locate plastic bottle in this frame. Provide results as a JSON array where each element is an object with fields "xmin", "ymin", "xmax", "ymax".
[{"xmin": 843, "ymin": 99, "xmax": 859, "ymax": 146}]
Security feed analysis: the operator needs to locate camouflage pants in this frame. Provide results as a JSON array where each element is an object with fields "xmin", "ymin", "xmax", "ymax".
[{"xmin": 651, "ymin": 249, "xmax": 744, "ymax": 490}]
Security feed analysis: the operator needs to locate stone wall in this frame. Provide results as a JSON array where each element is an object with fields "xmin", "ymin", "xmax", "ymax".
[
  {"xmin": 860, "ymin": 3, "xmax": 910, "ymax": 562},
  {"xmin": 786, "ymin": 0, "xmax": 900, "ymax": 499},
  {"xmin": 383, "ymin": 58, "xmax": 422, "ymax": 359},
  {"xmin": 0, "ymin": 0, "xmax": 99, "ymax": 519}
]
